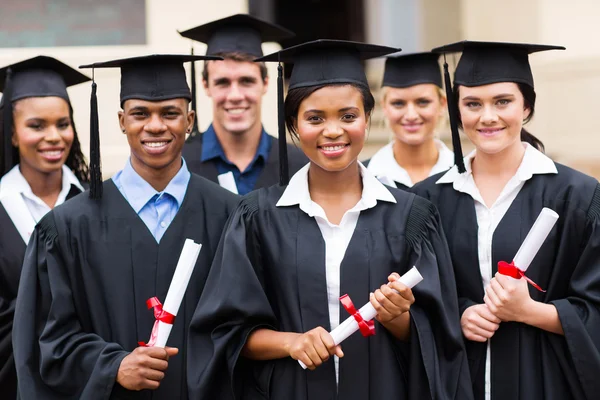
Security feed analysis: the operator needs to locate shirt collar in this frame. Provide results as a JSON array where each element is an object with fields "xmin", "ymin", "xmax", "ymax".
[
  {"xmin": 119, "ymin": 158, "xmax": 191, "ymax": 213},
  {"xmin": 0, "ymin": 164, "xmax": 84, "ymax": 199},
  {"xmin": 201, "ymin": 123, "xmax": 272, "ymax": 164},
  {"xmin": 276, "ymin": 161, "xmax": 396, "ymax": 215},
  {"xmin": 367, "ymin": 139, "xmax": 454, "ymax": 187},
  {"xmin": 436, "ymin": 142, "xmax": 558, "ymax": 190}
]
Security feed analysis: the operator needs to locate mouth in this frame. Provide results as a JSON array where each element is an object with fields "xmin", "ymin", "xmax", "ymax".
[
  {"xmin": 225, "ymin": 107, "xmax": 248, "ymax": 117},
  {"xmin": 38, "ymin": 148, "xmax": 65, "ymax": 162},
  {"xmin": 477, "ymin": 127, "xmax": 505, "ymax": 137},
  {"xmin": 401, "ymin": 123, "xmax": 423, "ymax": 133},
  {"xmin": 141, "ymin": 139, "xmax": 173, "ymax": 155},
  {"xmin": 318, "ymin": 143, "xmax": 350, "ymax": 158}
]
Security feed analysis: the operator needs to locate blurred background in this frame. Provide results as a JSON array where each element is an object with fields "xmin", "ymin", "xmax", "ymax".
[{"xmin": 1, "ymin": 0, "xmax": 599, "ymax": 178}]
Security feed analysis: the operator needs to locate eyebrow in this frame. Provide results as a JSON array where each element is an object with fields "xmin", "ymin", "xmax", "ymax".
[{"xmin": 462, "ymin": 93, "xmax": 516, "ymax": 101}]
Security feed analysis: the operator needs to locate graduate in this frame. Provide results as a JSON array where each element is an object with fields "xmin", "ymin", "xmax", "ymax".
[
  {"xmin": 12, "ymin": 54, "xmax": 239, "ymax": 399},
  {"xmin": 412, "ymin": 41, "xmax": 600, "ymax": 400},
  {"xmin": 0, "ymin": 56, "xmax": 89, "ymax": 399},
  {"xmin": 179, "ymin": 14, "xmax": 307, "ymax": 194},
  {"xmin": 366, "ymin": 52, "xmax": 454, "ymax": 189},
  {"xmin": 187, "ymin": 40, "xmax": 472, "ymax": 400}
]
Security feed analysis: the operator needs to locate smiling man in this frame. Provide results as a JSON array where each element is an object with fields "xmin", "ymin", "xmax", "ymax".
[
  {"xmin": 179, "ymin": 14, "xmax": 307, "ymax": 194},
  {"xmin": 12, "ymin": 55, "xmax": 239, "ymax": 400}
]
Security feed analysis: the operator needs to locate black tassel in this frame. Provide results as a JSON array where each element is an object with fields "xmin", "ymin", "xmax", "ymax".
[
  {"xmin": 89, "ymin": 75, "xmax": 102, "ymax": 199},
  {"xmin": 443, "ymin": 59, "xmax": 465, "ymax": 173},
  {"xmin": 277, "ymin": 62, "xmax": 289, "ymax": 186},
  {"xmin": 190, "ymin": 46, "xmax": 199, "ymax": 136},
  {"xmin": 2, "ymin": 68, "xmax": 15, "ymax": 176}
]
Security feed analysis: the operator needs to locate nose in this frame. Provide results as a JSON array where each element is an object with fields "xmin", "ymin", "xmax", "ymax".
[
  {"xmin": 226, "ymin": 82, "xmax": 244, "ymax": 102},
  {"xmin": 145, "ymin": 113, "xmax": 167, "ymax": 134},
  {"xmin": 323, "ymin": 120, "xmax": 344, "ymax": 139},
  {"xmin": 481, "ymin": 105, "xmax": 499, "ymax": 124},
  {"xmin": 44, "ymin": 126, "xmax": 61, "ymax": 143},
  {"xmin": 404, "ymin": 103, "xmax": 419, "ymax": 121}
]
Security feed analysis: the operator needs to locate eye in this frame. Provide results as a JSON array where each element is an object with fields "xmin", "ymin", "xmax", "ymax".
[
  {"xmin": 341, "ymin": 113, "xmax": 357, "ymax": 121},
  {"xmin": 58, "ymin": 121, "xmax": 71, "ymax": 130},
  {"xmin": 417, "ymin": 99, "xmax": 432, "ymax": 107},
  {"xmin": 132, "ymin": 111, "xmax": 148, "ymax": 118},
  {"xmin": 496, "ymin": 99, "xmax": 512, "ymax": 106},
  {"xmin": 306, "ymin": 115, "xmax": 322, "ymax": 123},
  {"xmin": 391, "ymin": 101, "xmax": 405, "ymax": 107},
  {"xmin": 465, "ymin": 101, "xmax": 481, "ymax": 109},
  {"xmin": 164, "ymin": 111, "xmax": 180, "ymax": 119},
  {"xmin": 28, "ymin": 123, "xmax": 44, "ymax": 131}
]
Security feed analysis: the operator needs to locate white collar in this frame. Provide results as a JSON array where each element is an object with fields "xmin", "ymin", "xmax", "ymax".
[
  {"xmin": 276, "ymin": 161, "xmax": 396, "ymax": 215},
  {"xmin": 0, "ymin": 164, "xmax": 84, "ymax": 200},
  {"xmin": 367, "ymin": 139, "xmax": 454, "ymax": 187},
  {"xmin": 436, "ymin": 142, "xmax": 558, "ymax": 190}
]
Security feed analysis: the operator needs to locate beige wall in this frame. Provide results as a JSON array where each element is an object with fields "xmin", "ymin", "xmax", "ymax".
[{"xmin": 0, "ymin": 0, "xmax": 287, "ymax": 178}]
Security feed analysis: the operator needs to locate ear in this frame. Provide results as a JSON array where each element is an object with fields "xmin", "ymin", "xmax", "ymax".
[
  {"xmin": 262, "ymin": 76, "xmax": 269, "ymax": 95},
  {"xmin": 202, "ymin": 78, "xmax": 211, "ymax": 97},
  {"xmin": 523, "ymin": 105, "xmax": 531, "ymax": 121},
  {"xmin": 11, "ymin": 131, "xmax": 18, "ymax": 147},
  {"xmin": 118, "ymin": 110, "xmax": 126, "ymax": 134},
  {"xmin": 439, "ymin": 94, "xmax": 448, "ymax": 109},
  {"xmin": 187, "ymin": 109, "xmax": 196, "ymax": 132}
]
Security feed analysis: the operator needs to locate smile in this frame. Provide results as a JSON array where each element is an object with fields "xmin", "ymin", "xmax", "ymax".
[
  {"xmin": 225, "ymin": 108, "xmax": 247, "ymax": 115},
  {"xmin": 477, "ymin": 127, "xmax": 505, "ymax": 137},
  {"xmin": 142, "ymin": 139, "xmax": 173, "ymax": 155},
  {"xmin": 38, "ymin": 148, "xmax": 65, "ymax": 162},
  {"xmin": 318, "ymin": 143, "xmax": 349, "ymax": 158}
]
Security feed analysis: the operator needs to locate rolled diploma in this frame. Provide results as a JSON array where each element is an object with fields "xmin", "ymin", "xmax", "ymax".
[
  {"xmin": 149, "ymin": 239, "xmax": 202, "ymax": 347},
  {"xmin": 511, "ymin": 207, "xmax": 559, "ymax": 273},
  {"xmin": 299, "ymin": 266, "xmax": 423, "ymax": 369}
]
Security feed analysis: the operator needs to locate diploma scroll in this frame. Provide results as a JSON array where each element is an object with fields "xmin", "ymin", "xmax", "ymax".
[
  {"xmin": 141, "ymin": 239, "xmax": 202, "ymax": 348},
  {"xmin": 497, "ymin": 207, "xmax": 558, "ymax": 291},
  {"xmin": 298, "ymin": 267, "xmax": 423, "ymax": 369}
]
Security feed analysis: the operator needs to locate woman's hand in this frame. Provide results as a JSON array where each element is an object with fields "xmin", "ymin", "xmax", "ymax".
[
  {"xmin": 370, "ymin": 273, "xmax": 415, "ymax": 323},
  {"xmin": 484, "ymin": 272, "xmax": 533, "ymax": 323},
  {"xmin": 461, "ymin": 304, "xmax": 501, "ymax": 342},
  {"xmin": 287, "ymin": 327, "xmax": 343, "ymax": 370}
]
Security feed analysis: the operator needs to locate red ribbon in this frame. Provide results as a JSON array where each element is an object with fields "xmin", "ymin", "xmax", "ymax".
[
  {"xmin": 498, "ymin": 261, "xmax": 546, "ymax": 292},
  {"xmin": 137, "ymin": 297, "xmax": 175, "ymax": 347},
  {"xmin": 339, "ymin": 294, "xmax": 375, "ymax": 337}
]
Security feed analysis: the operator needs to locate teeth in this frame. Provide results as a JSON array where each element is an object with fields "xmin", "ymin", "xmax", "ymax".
[
  {"xmin": 145, "ymin": 142, "xmax": 168, "ymax": 148},
  {"xmin": 322, "ymin": 145, "xmax": 345, "ymax": 151},
  {"xmin": 41, "ymin": 150, "xmax": 62, "ymax": 156},
  {"xmin": 227, "ymin": 108, "xmax": 245, "ymax": 114}
]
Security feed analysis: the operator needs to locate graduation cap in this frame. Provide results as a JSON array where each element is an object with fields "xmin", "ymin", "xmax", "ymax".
[
  {"xmin": 382, "ymin": 52, "xmax": 443, "ymax": 88},
  {"xmin": 432, "ymin": 40, "xmax": 565, "ymax": 173},
  {"xmin": 178, "ymin": 14, "xmax": 295, "ymax": 57},
  {"xmin": 255, "ymin": 39, "xmax": 400, "ymax": 185},
  {"xmin": 79, "ymin": 54, "xmax": 222, "ymax": 199},
  {"xmin": 1, "ymin": 56, "xmax": 90, "ymax": 178}
]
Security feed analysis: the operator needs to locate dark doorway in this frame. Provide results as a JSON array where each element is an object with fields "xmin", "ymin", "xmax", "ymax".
[{"xmin": 249, "ymin": 0, "xmax": 365, "ymax": 76}]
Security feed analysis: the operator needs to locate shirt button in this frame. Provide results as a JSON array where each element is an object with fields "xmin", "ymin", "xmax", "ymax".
[{"xmin": 160, "ymin": 221, "xmax": 166, "ymax": 228}]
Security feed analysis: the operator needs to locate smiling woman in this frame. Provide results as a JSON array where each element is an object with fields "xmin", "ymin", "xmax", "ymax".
[{"xmin": 187, "ymin": 40, "xmax": 473, "ymax": 400}]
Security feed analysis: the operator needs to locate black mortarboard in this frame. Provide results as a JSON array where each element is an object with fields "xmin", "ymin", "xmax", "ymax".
[
  {"xmin": 256, "ymin": 39, "xmax": 400, "ymax": 185},
  {"xmin": 79, "ymin": 54, "xmax": 221, "ymax": 199},
  {"xmin": 382, "ymin": 52, "xmax": 442, "ymax": 88},
  {"xmin": 178, "ymin": 14, "xmax": 295, "ymax": 57},
  {"xmin": 1, "ymin": 56, "xmax": 90, "ymax": 177},
  {"xmin": 432, "ymin": 40, "xmax": 565, "ymax": 173}
]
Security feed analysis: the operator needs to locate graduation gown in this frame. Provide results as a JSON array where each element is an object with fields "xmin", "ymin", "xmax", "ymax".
[
  {"xmin": 183, "ymin": 133, "xmax": 307, "ymax": 189},
  {"xmin": 0, "ymin": 185, "xmax": 82, "ymax": 400},
  {"xmin": 411, "ymin": 163, "xmax": 600, "ymax": 400},
  {"xmin": 187, "ymin": 186, "xmax": 472, "ymax": 399},
  {"xmin": 12, "ymin": 175, "xmax": 238, "ymax": 400}
]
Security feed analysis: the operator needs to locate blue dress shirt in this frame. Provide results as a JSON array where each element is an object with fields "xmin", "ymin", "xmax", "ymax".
[
  {"xmin": 113, "ymin": 158, "xmax": 191, "ymax": 242},
  {"xmin": 200, "ymin": 123, "xmax": 271, "ymax": 195}
]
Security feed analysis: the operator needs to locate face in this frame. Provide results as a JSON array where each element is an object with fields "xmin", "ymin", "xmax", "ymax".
[
  {"xmin": 204, "ymin": 59, "xmax": 268, "ymax": 136},
  {"xmin": 382, "ymin": 84, "xmax": 446, "ymax": 146},
  {"xmin": 12, "ymin": 96, "xmax": 74, "ymax": 175},
  {"xmin": 118, "ymin": 98, "xmax": 194, "ymax": 172},
  {"xmin": 458, "ymin": 82, "xmax": 530, "ymax": 155},
  {"xmin": 296, "ymin": 85, "xmax": 368, "ymax": 172}
]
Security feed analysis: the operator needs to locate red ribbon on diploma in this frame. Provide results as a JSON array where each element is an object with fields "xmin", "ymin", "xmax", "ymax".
[
  {"xmin": 498, "ymin": 261, "xmax": 546, "ymax": 292},
  {"xmin": 339, "ymin": 294, "xmax": 375, "ymax": 337},
  {"xmin": 137, "ymin": 297, "xmax": 176, "ymax": 347}
]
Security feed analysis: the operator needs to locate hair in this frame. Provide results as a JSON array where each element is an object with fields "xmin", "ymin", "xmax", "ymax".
[
  {"xmin": 0, "ymin": 100, "xmax": 90, "ymax": 183},
  {"xmin": 284, "ymin": 83, "xmax": 376, "ymax": 140},
  {"xmin": 381, "ymin": 84, "xmax": 446, "ymax": 103},
  {"xmin": 202, "ymin": 51, "xmax": 268, "ymax": 82},
  {"xmin": 453, "ymin": 82, "xmax": 545, "ymax": 152}
]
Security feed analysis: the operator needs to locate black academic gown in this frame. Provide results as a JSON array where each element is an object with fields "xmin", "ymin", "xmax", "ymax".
[
  {"xmin": 412, "ymin": 163, "xmax": 600, "ymax": 400},
  {"xmin": 13, "ymin": 175, "xmax": 238, "ymax": 400},
  {"xmin": 182, "ymin": 133, "xmax": 307, "ymax": 189},
  {"xmin": 187, "ymin": 186, "xmax": 473, "ymax": 400},
  {"xmin": 0, "ymin": 184, "xmax": 82, "ymax": 400}
]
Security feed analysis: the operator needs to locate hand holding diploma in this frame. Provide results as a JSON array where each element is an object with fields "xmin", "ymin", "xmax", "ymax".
[{"xmin": 297, "ymin": 267, "xmax": 423, "ymax": 369}]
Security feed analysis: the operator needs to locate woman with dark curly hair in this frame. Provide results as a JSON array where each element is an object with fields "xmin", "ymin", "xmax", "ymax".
[{"xmin": 0, "ymin": 56, "xmax": 89, "ymax": 399}]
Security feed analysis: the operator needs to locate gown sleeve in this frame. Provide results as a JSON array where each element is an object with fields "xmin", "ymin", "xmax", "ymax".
[
  {"xmin": 187, "ymin": 192, "xmax": 277, "ymax": 400},
  {"xmin": 0, "ymin": 274, "xmax": 17, "ymax": 398},
  {"xmin": 404, "ymin": 196, "xmax": 473, "ymax": 400},
  {"xmin": 550, "ymin": 183, "xmax": 600, "ymax": 399},
  {"xmin": 13, "ymin": 212, "xmax": 128, "ymax": 400}
]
